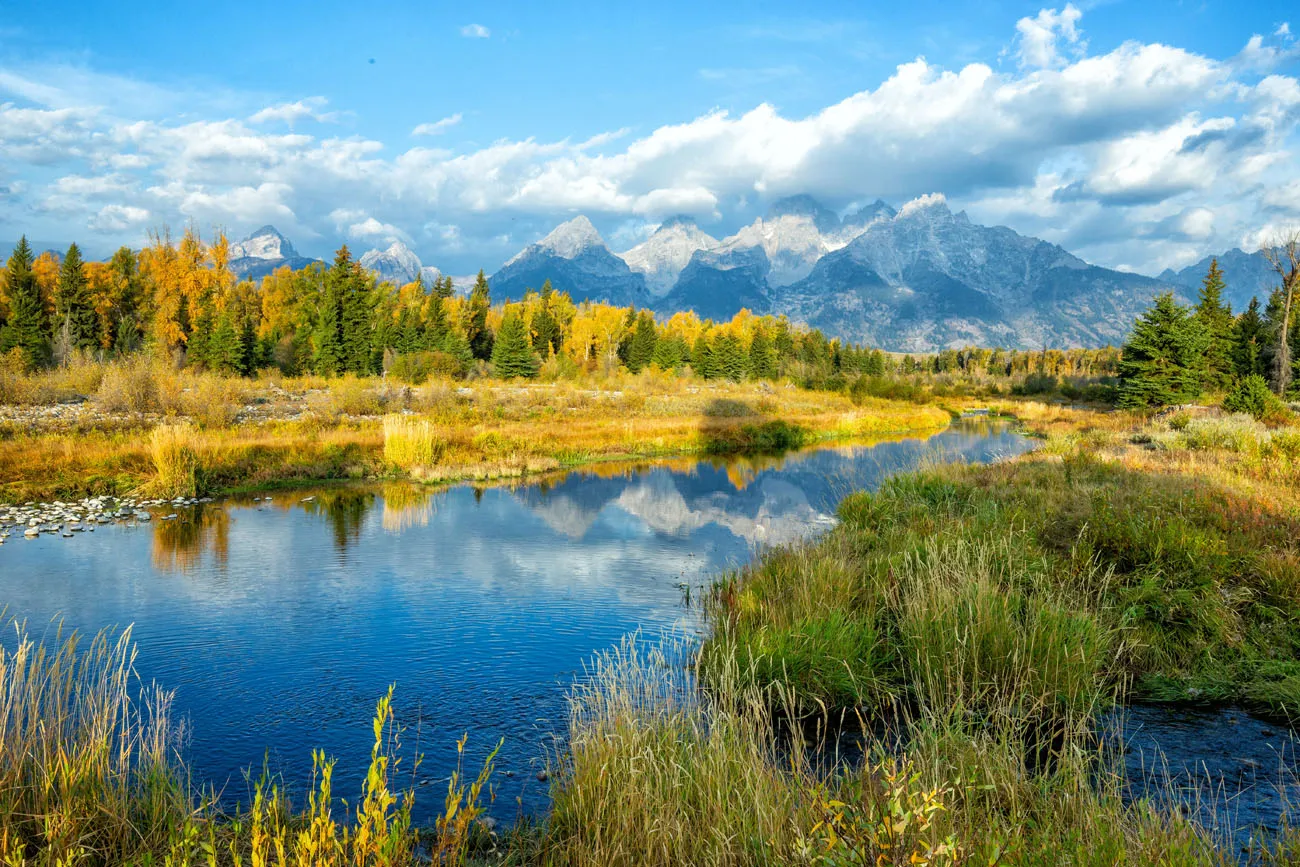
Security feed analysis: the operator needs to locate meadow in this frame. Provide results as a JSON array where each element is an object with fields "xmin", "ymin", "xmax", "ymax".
[{"xmin": 0, "ymin": 355, "xmax": 949, "ymax": 503}]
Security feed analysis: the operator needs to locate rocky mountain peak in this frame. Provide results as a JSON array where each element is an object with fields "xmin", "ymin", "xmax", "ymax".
[
  {"xmin": 534, "ymin": 215, "xmax": 605, "ymax": 259},
  {"xmin": 231, "ymin": 225, "xmax": 297, "ymax": 261},
  {"xmin": 765, "ymin": 195, "xmax": 841, "ymax": 234}
]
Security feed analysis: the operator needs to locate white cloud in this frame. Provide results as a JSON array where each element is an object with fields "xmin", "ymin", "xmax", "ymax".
[
  {"xmin": 1015, "ymin": 4, "xmax": 1084, "ymax": 69},
  {"xmin": 1, "ymin": 7, "xmax": 1298, "ymax": 277},
  {"xmin": 411, "ymin": 113, "xmax": 463, "ymax": 136},
  {"xmin": 249, "ymin": 97, "xmax": 339, "ymax": 126},
  {"xmin": 460, "ymin": 23, "xmax": 490, "ymax": 39},
  {"xmin": 88, "ymin": 204, "xmax": 149, "ymax": 232}
]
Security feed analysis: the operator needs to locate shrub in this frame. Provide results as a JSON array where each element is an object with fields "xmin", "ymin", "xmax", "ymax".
[
  {"xmin": 1223, "ymin": 374, "xmax": 1288, "ymax": 421},
  {"xmin": 96, "ymin": 357, "xmax": 162, "ymax": 415},
  {"xmin": 1014, "ymin": 372, "xmax": 1059, "ymax": 396},
  {"xmin": 178, "ymin": 375, "xmax": 249, "ymax": 428},
  {"xmin": 149, "ymin": 422, "xmax": 202, "ymax": 497},
  {"xmin": 388, "ymin": 351, "xmax": 439, "ymax": 385}
]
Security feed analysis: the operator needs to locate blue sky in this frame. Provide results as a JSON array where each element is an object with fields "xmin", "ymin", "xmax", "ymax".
[{"xmin": 1, "ymin": 0, "xmax": 1298, "ymax": 274}]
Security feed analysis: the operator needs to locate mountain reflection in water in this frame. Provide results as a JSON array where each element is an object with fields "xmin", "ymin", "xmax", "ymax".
[{"xmin": 2, "ymin": 420, "xmax": 1030, "ymax": 820}]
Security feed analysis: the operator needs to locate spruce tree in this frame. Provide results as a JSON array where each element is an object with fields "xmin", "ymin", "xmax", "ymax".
[
  {"xmin": 208, "ymin": 310, "xmax": 245, "ymax": 374},
  {"xmin": 652, "ymin": 334, "xmax": 687, "ymax": 370},
  {"xmin": 106, "ymin": 247, "xmax": 142, "ymax": 353},
  {"xmin": 424, "ymin": 294, "xmax": 449, "ymax": 349},
  {"xmin": 340, "ymin": 265, "xmax": 375, "ymax": 374},
  {"xmin": 715, "ymin": 333, "xmax": 748, "ymax": 381},
  {"xmin": 691, "ymin": 334, "xmax": 716, "ymax": 378},
  {"xmin": 187, "ymin": 303, "xmax": 215, "ymax": 369},
  {"xmin": 748, "ymin": 328, "xmax": 777, "ymax": 380},
  {"xmin": 626, "ymin": 312, "xmax": 658, "ymax": 373},
  {"xmin": 0, "ymin": 237, "xmax": 51, "ymax": 369},
  {"xmin": 1194, "ymin": 259, "xmax": 1234, "ymax": 391},
  {"xmin": 466, "ymin": 270, "xmax": 493, "ymax": 360},
  {"xmin": 1117, "ymin": 293, "xmax": 1210, "ymax": 408},
  {"xmin": 314, "ymin": 247, "xmax": 350, "ymax": 375},
  {"xmin": 1232, "ymin": 298, "xmax": 1268, "ymax": 379},
  {"xmin": 490, "ymin": 313, "xmax": 539, "ymax": 379},
  {"xmin": 441, "ymin": 329, "xmax": 475, "ymax": 376},
  {"xmin": 56, "ymin": 243, "xmax": 98, "ymax": 354}
]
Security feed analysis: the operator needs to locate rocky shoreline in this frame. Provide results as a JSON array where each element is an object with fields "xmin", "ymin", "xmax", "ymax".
[{"xmin": 0, "ymin": 494, "xmax": 218, "ymax": 544}]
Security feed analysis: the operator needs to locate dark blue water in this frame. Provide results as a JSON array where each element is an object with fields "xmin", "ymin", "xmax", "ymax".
[{"xmin": 0, "ymin": 420, "xmax": 1031, "ymax": 821}]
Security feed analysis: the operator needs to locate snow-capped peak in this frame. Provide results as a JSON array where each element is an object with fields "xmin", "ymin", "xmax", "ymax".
[
  {"xmin": 619, "ymin": 218, "xmax": 720, "ymax": 297},
  {"xmin": 360, "ymin": 241, "xmax": 430, "ymax": 286},
  {"xmin": 897, "ymin": 192, "xmax": 951, "ymax": 219},
  {"xmin": 231, "ymin": 225, "xmax": 297, "ymax": 261},
  {"xmin": 536, "ymin": 215, "xmax": 605, "ymax": 259}
]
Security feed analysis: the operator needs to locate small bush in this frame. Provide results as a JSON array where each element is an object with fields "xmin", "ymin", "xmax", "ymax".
[
  {"xmin": 1223, "ymin": 374, "xmax": 1288, "ymax": 422},
  {"xmin": 96, "ymin": 357, "xmax": 162, "ymax": 415},
  {"xmin": 1014, "ymin": 372, "xmax": 1059, "ymax": 396},
  {"xmin": 179, "ymin": 376, "xmax": 248, "ymax": 428},
  {"xmin": 1174, "ymin": 414, "xmax": 1267, "ymax": 453},
  {"xmin": 149, "ymin": 422, "xmax": 202, "ymax": 497}
]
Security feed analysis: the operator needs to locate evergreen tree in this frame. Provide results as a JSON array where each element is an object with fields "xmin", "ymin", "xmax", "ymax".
[
  {"xmin": 186, "ymin": 303, "xmax": 215, "ymax": 369},
  {"xmin": 239, "ymin": 317, "xmax": 260, "ymax": 375},
  {"xmin": 748, "ymin": 328, "xmax": 777, "ymax": 379},
  {"xmin": 531, "ymin": 282, "xmax": 562, "ymax": 356},
  {"xmin": 435, "ymin": 275, "xmax": 455, "ymax": 299},
  {"xmin": 466, "ymin": 270, "xmax": 493, "ymax": 360},
  {"xmin": 207, "ymin": 310, "xmax": 245, "ymax": 374},
  {"xmin": 691, "ymin": 334, "xmax": 716, "ymax": 378},
  {"xmin": 1194, "ymin": 259, "xmax": 1234, "ymax": 390},
  {"xmin": 56, "ymin": 243, "xmax": 98, "ymax": 354},
  {"xmin": 340, "ymin": 265, "xmax": 375, "ymax": 374},
  {"xmin": 1117, "ymin": 293, "xmax": 1209, "ymax": 408},
  {"xmin": 424, "ymin": 294, "xmax": 449, "ymax": 349},
  {"xmin": 441, "ymin": 329, "xmax": 475, "ymax": 376},
  {"xmin": 314, "ymin": 247, "xmax": 350, "ymax": 375},
  {"xmin": 651, "ymin": 334, "xmax": 688, "ymax": 370},
  {"xmin": 714, "ymin": 332, "xmax": 748, "ymax": 381},
  {"xmin": 490, "ymin": 313, "xmax": 539, "ymax": 379},
  {"xmin": 626, "ymin": 311, "xmax": 658, "ymax": 373},
  {"xmin": 0, "ymin": 238, "xmax": 51, "ymax": 369},
  {"xmin": 1232, "ymin": 297, "xmax": 1268, "ymax": 379}
]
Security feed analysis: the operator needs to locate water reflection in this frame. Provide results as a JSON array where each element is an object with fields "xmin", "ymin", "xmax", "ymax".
[{"xmin": 1, "ymin": 420, "xmax": 1031, "ymax": 820}]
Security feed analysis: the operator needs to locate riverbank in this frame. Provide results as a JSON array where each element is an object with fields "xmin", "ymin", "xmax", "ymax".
[
  {"xmin": 0, "ymin": 370, "xmax": 950, "ymax": 503},
  {"xmin": 4, "ymin": 401, "xmax": 1298, "ymax": 865}
]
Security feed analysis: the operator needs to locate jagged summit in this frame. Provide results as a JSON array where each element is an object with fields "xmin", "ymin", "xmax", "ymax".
[
  {"xmin": 231, "ymin": 225, "xmax": 297, "ymax": 261},
  {"xmin": 620, "ymin": 218, "xmax": 721, "ymax": 297},
  {"xmin": 532, "ymin": 215, "xmax": 605, "ymax": 260},
  {"xmin": 359, "ymin": 240, "xmax": 441, "ymax": 287},
  {"xmin": 765, "ymin": 195, "xmax": 841, "ymax": 234}
]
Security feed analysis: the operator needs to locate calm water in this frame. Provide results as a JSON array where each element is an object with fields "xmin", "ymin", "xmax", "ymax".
[
  {"xmin": 8, "ymin": 417, "xmax": 1292, "ymax": 847},
  {"xmin": 0, "ymin": 420, "xmax": 1025, "ymax": 818}
]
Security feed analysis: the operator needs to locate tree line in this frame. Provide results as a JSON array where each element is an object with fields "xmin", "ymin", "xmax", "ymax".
[
  {"xmin": 1116, "ymin": 243, "xmax": 1299, "ymax": 414},
  {"xmin": 0, "ymin": 227, "xmax": 1120, "ymax": 388}
]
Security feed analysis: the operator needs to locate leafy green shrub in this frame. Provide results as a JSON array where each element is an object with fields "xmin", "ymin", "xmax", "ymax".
[
  {"xmin": 1013, "ymin": 372, "xmax": 1059, "ymax": 396},
  {"xmin": 1223, "ymin": 374, "xmax": 1287, "ymax": 421}
]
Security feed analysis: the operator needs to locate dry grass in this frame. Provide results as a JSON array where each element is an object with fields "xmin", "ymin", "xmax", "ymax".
[{"xmin": 148, "ymin": 422, "xmax": 202, "ymax": 498}]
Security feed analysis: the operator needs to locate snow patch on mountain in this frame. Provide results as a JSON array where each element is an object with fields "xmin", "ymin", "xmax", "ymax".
[
  {"xmin": 619, "ymin": 216, "xmax": 720, "ymax": 296},
  {"xmin": 359, "ymin": 241, "xmax": 441, "ymax": 286},
  {"xmin": 230, "ymin": 226, "xmax": 297, "ymax": 261}
]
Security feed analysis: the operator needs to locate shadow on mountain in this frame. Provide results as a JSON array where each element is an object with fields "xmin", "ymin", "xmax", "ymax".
[{"xmin": 699, "ymin": 398, "xmax": 809, "ymax": 457}]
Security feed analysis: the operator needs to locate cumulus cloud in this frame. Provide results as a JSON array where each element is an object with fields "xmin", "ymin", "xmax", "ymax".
[
  {"xmin": 88, "ymin": 204, "xmax": 150, "ymax": 232},
  {"xmin": 1015, "ymin": 4, "xmax": 1084, "ymax": 69},
  {"xmin": 1, "ymin": 5, "xmax": 1297, "ymax": 277},
  {"xmin": 460, "ymin": 24, "xmax": 490, "ymax": 38},
  {"xmin": 411, "ymin": 113, "xmax": 462, "ymax": 136}
]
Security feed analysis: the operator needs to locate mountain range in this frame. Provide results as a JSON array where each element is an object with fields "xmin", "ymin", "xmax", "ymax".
[{"xmin": 194, "ymin": 197, "xmax": 1293, "ymax": 351}]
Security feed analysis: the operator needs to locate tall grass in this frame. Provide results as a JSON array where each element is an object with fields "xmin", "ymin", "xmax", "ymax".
[
  {"xmin": 0, "ymin": 620, "xmax": 498, "ymax": 866},
  {"xmin": 383, "ymin": 414, "xmax": 445, "ymax": 472},
  {"xmin": 148, "ymin": 422, "xmax": 202, "ymax": 498},
  {"xmin": 0, "ymin": 621, "xmax": 191, "ymax": 864}
]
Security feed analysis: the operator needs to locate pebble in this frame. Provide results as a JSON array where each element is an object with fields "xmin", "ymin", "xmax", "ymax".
[{"xmin": 0, "ymin": 494, "xmax": 209, "ymax": 547}]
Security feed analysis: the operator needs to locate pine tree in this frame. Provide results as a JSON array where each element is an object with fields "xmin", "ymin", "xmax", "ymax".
[
  {"xmin": 424, "ymin": 294, "xmax": 449, "ymax": 349},
  {"xmin": 239, "ymin": 317, "xmax": 260, "ymax": 375},
  {"xmin": 691, "ymin": 334, "xmax": 716, "ymax": 378},
  {"xmin": 314, "ymin": 247, "xmax": 350, "ymax": 375},
  {"xmin": 466, "ymin": 270, "xmax": 493, "ymax": 360},
  {"xmin": 1232, "ymin": 298, "xmax": 1268, "ymax": 379},
  {"xmin": 1194, "ymin": 259, "xmax": 1234, "ymax": 391},
  {"xmin": 186, "ymin": 303, "xmax": 215, "ymax": 369},
  {"xmin": 1117, "ymin": 293, "xmax": 1210, "ymax": 408},
  {"xmin": 748, "ymin": 328, "xmax": 777, "ymax": 379},
  {"xmin": 207, "ymin": 310, "xmax": 245, "ymax": 374},
  {"xmin": 714, "ymin": 332, "xmax": 748, "ymax": 381},
  {"xmin": 626, "ymin": 312, "xmax": 658, "ymax": 373},
  {"xmin": 340, "ymin": 265, "xmax": 375, "ymax": 374},
  {"xmin": 105, "ymin": 247, "xmax": 142, "ymax": 353},
  {"xmin": 491, "ymin": 313, "xmax": 539, "ymax": 379},
  {"xmin": 55, "ymin": 243, "xmax": 98, "ymax": 354},
  {"xmin": 441, "ymin": 328, "xmax": 475, "ymax": 376},
  {"xmin": 652, "ymin": 334, "xmax": 688, "ymax": 370},
  {"xmin": 0, "ymin": 238, "xmax": 51, "ymax": 369}
]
